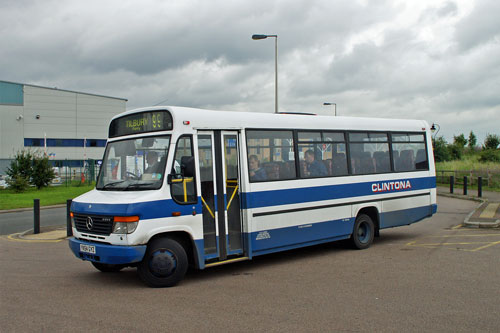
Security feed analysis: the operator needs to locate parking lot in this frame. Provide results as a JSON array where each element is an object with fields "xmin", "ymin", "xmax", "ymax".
[{"xmin": 1, "ymin": 196, "xmax": 499, "ymax": 332}]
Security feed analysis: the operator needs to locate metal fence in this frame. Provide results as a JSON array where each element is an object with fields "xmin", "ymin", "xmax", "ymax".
[
  {"xmin": 55, "ymin": 162, "xmax": 100, "ymax": 186},
  {"xmin": 436, "ymin": 169, "xmax": 500, "ymax": 188}
]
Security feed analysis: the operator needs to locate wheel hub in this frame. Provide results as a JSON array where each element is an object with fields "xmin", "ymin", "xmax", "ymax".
[{"xmin": 149, "ymin": 249, "xmax": 177, "ymax": 277}]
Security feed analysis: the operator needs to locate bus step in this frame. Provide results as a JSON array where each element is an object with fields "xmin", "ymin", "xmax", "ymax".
[{"xmin": 205, "ymin": 257, "xmax": 249, "ymax": 268}]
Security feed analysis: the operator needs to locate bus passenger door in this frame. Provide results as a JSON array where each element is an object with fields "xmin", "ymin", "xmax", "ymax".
[
  {"xmin": 197, "ymin": 130, "xmax": 243, "ymax": 263},
  {"xmin": 220, "ymin": 131, "xmax": 243, "ymax": 257},
  {"xmin": 197, "ymin": 133, "xmax": 218, "ymax": 258}
]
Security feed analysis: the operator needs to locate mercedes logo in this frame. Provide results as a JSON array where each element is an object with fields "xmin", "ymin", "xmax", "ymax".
[{"xmin": 86, "ymin": 216, "xmax": 94, "ymax": 230}]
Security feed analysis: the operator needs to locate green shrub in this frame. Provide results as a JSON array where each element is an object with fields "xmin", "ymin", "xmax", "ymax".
[
  {"xmin": 432, "ymin": 137, "xmax": 451, "ymax": 162},
  {"xmin": 483, "ymin": 134, "xmax": 500, "ymax": 150},
  {"xmin": 6, "ymin": 176, "xmax": 30, "ymax": 193},
  {"xmin": 479, "ymin": 149, "xmax": 500, "ymax": 163},
  {"xmin": 31, "ymin": 154, "xmax": 55, "ymax": 189},
  {"xmin": 6, "ymin": 149, "xmax": 55, "ymax": 192}
]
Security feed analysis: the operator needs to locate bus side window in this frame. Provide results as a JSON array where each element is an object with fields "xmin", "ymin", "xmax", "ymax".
[{"xmin": 171, "ymin": 136, "xmax": 197, "ymax": 204}]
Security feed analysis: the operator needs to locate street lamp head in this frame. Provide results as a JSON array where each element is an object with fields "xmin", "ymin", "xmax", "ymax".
[
  {"xmin": 252, "ymin": 34, "xmax": 268, "ymax": 40},
  {"xmin": 252, "ymin": 34, "xmax": 277, "ymax": 40}
]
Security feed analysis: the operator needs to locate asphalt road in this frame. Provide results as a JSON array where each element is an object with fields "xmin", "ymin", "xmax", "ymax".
[
  {"xmin": 1, "ymin": 196, "xmax": 499, "ymax": 332},
  {"xmin": 0, "ymin": 207, "xmax": 67, "ymax": 235}
]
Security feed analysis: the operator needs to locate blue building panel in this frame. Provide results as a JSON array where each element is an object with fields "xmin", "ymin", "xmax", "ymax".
[{"xmin": 0, "ymin": 81, "xmax": 23, "ymax": 105}]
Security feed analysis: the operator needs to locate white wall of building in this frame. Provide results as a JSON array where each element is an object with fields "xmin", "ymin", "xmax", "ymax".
[{"xmin": 0, "ymin": 81, "xmax": 126, "ymax": 174}]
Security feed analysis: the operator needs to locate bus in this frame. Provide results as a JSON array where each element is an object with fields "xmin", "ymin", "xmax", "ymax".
[{"xmin": 68, "ymin": 106, "xmax": 437, "ymax": 287}]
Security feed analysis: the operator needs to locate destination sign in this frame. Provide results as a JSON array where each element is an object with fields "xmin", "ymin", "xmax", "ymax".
[{"xmin": 109, "ymin": 111, "xmax": 173, "ymax": 138}]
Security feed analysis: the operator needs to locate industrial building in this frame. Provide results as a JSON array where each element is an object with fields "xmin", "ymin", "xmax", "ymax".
[{"xmin": 0, "ymin": 80, "xmax": 127, "ymax": 174}]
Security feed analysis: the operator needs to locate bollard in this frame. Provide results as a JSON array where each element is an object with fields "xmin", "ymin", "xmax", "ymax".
[
  {"xmin": 478, "ymin": 176, "xmax": 482, "ymax": 198},
  {"xmin": 463, "ymin": 176, "xmax": 467, "ymax": 195},
  {"xmin": 450, "ymin": 176, "xmax": 454, "ymax": 194},
  {"xmin": 66, "ymin": 199, "xmax": 73, "ymax": 237},
  {"xmin": 34, "ymin": 199, "xmax": 40, "ymax": 234}
]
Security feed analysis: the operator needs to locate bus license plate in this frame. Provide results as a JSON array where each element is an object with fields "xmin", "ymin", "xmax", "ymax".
[{"xmin": 80, "ymin": 244, "xmax": 96, "ymax": 254}]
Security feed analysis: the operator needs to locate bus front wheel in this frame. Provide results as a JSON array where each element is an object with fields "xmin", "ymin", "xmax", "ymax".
[
  {"xmin": 351, "ymin": 214, "xmax": 375, "ymax": 250},
  {"xmin": 138, "ymin": 237, "xmax": 188, "ymax": 288}
]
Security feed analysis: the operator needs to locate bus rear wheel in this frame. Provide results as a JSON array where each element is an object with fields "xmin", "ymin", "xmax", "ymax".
[
  {"xmin": 351, "ymin": 214, "xmax": 375, "ymax": 250},
  {"xmin": 137, "ymin": 238, "xmax": 188, "ymax": 288}
]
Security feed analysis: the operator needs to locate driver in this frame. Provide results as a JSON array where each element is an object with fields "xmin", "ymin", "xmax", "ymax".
[{"xmin": 145, "ymin": 151, "xmax": 161, "ymax": 174}]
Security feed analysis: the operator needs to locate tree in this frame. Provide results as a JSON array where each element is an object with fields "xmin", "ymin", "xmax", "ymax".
[
  {"xmin": 31, "ymin": 152, "xmax": 55, "ymax": 189},
  {"xmin": 483, "ymin": 134, "xmax": 500, "ymax": 150},
  {"xmin": 453, "ymin": 134, "xmax": 467, "ymax": 149},
  {"xmin": 432, "ymin": 136, "xmax": 451, "ymax": 162},
  {"xmin": 6, "ymin": 150, "xmax": 34, "ymax": 192},
  {"xmin": 468, "ymin": 131, "xmax": 477, "ymax": 150},
  {"xmin": 5, "ymin": 149, "xmax": 55, "ymax": 192}
]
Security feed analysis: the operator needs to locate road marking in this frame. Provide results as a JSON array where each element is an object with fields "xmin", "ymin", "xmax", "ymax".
[
  {"xmin": 451, "ymin": 224, "xmax": 463, "ymax": 230},
  {"xmin": 428, "ymin": 234, "xmax": 500, "ymax": 238},
  {"xmin": 480, "ymin": 203, "xmax": 499, "ymax": 218},
  {"xmin": 469, "ymin": 240, "xmax": 500, "ymax": 252},
  {"xmin": 406, "ymin": 233, "xmax": 500, "ymax": 252}
]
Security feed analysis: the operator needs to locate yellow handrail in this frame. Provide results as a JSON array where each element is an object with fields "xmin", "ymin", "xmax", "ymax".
[
  {"xmin": 226, "ymin": 185, "xmax": 239, "ymax": 210},
  {"xmin": 201, "ymin": 196, "xmax": 215, "ymax": 219}
]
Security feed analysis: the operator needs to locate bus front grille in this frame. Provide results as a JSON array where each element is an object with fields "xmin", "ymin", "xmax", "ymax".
[{"xmin": 74, "ymin": 214, "xmax": 114, "ymax": 236}]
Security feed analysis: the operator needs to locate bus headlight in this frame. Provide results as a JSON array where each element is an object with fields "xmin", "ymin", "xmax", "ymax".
[{"xmin": 112, "ymin": 216, "xmax": 139, "ymax": 234}]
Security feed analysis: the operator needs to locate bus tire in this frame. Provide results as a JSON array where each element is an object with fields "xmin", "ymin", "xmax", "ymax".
[
  {"xmin": 91, "ymin": 262, "xmax": 125, "ymax": 272},
  {"xmin": 351, "ymin": 214, "xmax": 375, "ymax": 250},
  {"xmin": 137, "ymin": 237, "xmax": 188, "ymax": 288}
]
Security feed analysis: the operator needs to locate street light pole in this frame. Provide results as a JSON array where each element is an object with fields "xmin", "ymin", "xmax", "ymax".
[
  {"xmin": 323, "ymin": 102, "xmax": 337, "ymax": 116},
  {"xmin": 252, "ymin": 34, "xmax": 278, "ymax": 114}
]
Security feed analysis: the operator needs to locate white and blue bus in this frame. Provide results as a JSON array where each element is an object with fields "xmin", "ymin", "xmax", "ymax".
[{"xmin": 69, "ymin": 106, "xmax": 437, "ymax": 287}]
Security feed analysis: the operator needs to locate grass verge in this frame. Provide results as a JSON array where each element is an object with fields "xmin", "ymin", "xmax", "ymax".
[{"xmin": 0, "ymin": 184, "xmax": 94, "ymax": 210}]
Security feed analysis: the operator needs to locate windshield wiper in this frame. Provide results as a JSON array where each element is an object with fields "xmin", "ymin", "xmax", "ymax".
[
  {"xmin": 125, "ymin": 182, "xmax": 154, "ymax": 189},
  {"xmin": 101, "ymin": 180, "xmax": 126, "ymax": 189}
]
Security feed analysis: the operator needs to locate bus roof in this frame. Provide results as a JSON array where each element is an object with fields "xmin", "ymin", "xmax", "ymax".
[{"xmin": 114, "ymin": 106, "xmax": 429, "ymax": 133}]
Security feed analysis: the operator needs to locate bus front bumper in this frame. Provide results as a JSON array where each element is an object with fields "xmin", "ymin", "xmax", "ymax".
[{"xmin": 68, "ymin": 237, "xmax": 147, "ymax": 265}]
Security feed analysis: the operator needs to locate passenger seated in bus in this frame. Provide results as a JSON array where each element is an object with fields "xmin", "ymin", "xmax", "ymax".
[
  {"xmin": 145, "ymin": 151, "xmax": 161, "ymax": 174},
  {"xmin": 265, "ymin": 162, "xmax": 281, "ymax": 180},
  {"xmin": 248, "ymin": 155, "xmax": 267, "ymax": 181},
  {"xmin": 304, "ymin": 150, "xmax": 327, "ymax": 177}
]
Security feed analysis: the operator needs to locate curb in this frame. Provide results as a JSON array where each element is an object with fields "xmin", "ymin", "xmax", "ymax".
[
  {"xmin": 437, "ymin": 192, "xmax": 499, "ymax": 228},
  {"xmin": 437, "ymin": 192, "xmax": 484, "ymax": 203},
  {"xmin": 0, "ymin": 204, "xmax": 67, "ymax": 214},
  {"xmin": 463, "ymin": 201, "xmax": 500, "ymax": 228},
  {"xmin": 17, "ymin": 226, "xmax": 69, "ymax": 241}
]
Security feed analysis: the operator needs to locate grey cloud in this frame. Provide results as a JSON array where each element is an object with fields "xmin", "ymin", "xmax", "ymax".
[
  {"xmin": 1, "ymin": 0, "xmax": 498, "ymax": 143},
  {"xmin": 455, "ymin": 0, "xmax": 500, "ymax": 51}
]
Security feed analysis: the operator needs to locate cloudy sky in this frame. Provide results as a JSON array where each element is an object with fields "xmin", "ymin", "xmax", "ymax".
[{"xmin": 1, "ymin": 0, "xmax": 499, "ymax": 143}]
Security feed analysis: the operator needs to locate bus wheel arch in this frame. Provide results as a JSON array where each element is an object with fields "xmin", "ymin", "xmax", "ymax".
[
  {"xmin": 351, "ymin": 207, "xmax": 379, "ymax": 249},
  {"xmin": 147, "ymin": 231, "xmax": 198, "ymax": 268},
  {"xmin": 138, "ymin": 236, "xmax": 188, "ymax": 288},
  {"xmin": 355, "ymin": 206, "xmax": 380, "ymax": 237}
]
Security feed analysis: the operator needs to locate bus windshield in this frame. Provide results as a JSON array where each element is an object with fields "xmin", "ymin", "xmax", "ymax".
[{"xmin": 96, "ymin": 135, "xmax": 171, "ymax": 191}]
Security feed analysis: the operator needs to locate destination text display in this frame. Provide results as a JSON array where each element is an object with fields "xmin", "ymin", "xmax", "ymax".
[{"xmin": 109, "ymin": 111, "xmax": 172, "ymax": 137}]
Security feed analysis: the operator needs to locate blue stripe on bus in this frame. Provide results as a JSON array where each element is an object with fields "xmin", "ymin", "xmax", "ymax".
[
  {"xmin": 242, "ymin": 176, "xmax": 436, "ymax": 209},
  {"xmin": 247, "ymin": 203, "xmax": 436, "ymax": 258},
  {"xmin": 250, "ymin": 217, "xmax": 355, "ymax": 255},
  {"xmin": 72, "ymin": 176, "xmax": 435, "ymax": 220},
  {"xmin": 71, "ymin": 199, "xmax": 203, "ymax": 219}
]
